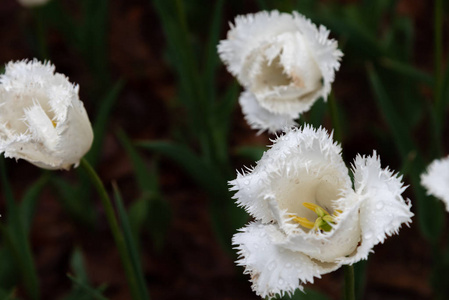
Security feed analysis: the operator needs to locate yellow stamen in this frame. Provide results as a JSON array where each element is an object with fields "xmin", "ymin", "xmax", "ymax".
[
  {"xmin": 302, "ymin": 202, "xmax": 331, "ymax": 217},
  {"xmin": 51, "ymin": 120, "xmax": 57, "ymax": 128},
  {"xmin": 289, "ymin": 203, "xmax": 341, "ymax": 232},
  {"xmin": 289, "ymin": 215, "xmax": 314, "ymax": 229}
]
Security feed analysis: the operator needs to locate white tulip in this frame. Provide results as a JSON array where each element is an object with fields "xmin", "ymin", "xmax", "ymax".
[
  {"xmin": 218, "ymin": 11, "xmax": 343, "ymax": 132},
  {"xmin": 421, "ymin": 156, "xmax": 449, "ymax": 211},
  {"xmin": 0, "ymin": 59, "xmax": 93, "ymax": 170},
  {"xmin": 230, "ymin": 125, "xmax": 413, "ymax": 298}
]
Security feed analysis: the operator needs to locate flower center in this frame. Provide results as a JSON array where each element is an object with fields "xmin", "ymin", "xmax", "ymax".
[
  {"xmin": 255, "ymin": 54, "xmax": 291, "ymax": 90},
  {"xmin": 290, "ymin": 202, "xmax": 341, "ymax": 232}
]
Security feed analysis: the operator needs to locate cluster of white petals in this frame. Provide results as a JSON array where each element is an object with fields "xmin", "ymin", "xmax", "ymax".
[
  {"xmin": 230, "ymin": 125, "xmax": 413, "ymax": 298},
  {"xmin": 218, "ymin": 11, "xmax": 342, "ymax": 133},
  {"xmin": 0, "ymin": 59, "xmax": 93, "ymax": 170},
  {"xmin": 17, "ymin": 0, "xmax": 50, "ymax": 7},
  {"xmin": 421, "ymin": 156, "xmax": 449, "ymax": 211}
]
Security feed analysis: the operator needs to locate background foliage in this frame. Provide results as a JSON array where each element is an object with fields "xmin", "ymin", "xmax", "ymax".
[{"xmin": 0, "ymin": 0, "xmax": 448, "ymax": 299}]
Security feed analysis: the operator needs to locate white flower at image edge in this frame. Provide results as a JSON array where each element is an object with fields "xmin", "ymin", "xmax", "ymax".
[
  {"xmin": 17, "ymin": 0, "xmax": 50, "ymax": 7},
  {"xmin": 218, "ymin": 11, "xmax": 343, "ymax": 133},
  {"xmin": 230, "ymin": 125, "xmax": 413, "ymax": 298},
  {"xmin": 0, "ymin": 59, "xmax": 94, "ymax": 170},
  {"xmin": 421, "ymin": 156, "xmax": 449, "ymax": 211}
]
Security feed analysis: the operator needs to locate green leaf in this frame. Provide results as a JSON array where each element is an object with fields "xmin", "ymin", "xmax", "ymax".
[
  {"xmin": 116, "ymin": 129, "xmax": 158, "ymax": 192},
  {"xmin": 20, "ymin": 174, "xmax": 49, "ymax": 234},
  {"xmin": 0, "ymin": 287, "xmax": 18, "ymax": 300},
  {"xmin": 152, "ymin": 0, "xmax": 204, "ymax": 115},
  {"xmin": 202, "ymin": 0, "xmax": 224, "ymax": 104},
  {"xmin": 70, "ymin": 248, "xmax": 89, "ymax": 283},
  {"xmin": 87, "ymin": 80, "xmax": 125, "ymax": 166},
  {"xmin": 80, "ymin": 0, "xmax": 110, "ymax": 86},
  {"xmin": 379, "ymin": 58, "xmax": 433, "ymax": 86},
  {"xmin": 138, "ymin": 141, "xmax": 227, "ymax": 197},
  {"xmin": 112, "ymin": 184, "xmax": 151, "ymax": 300},
  {"xmin": 315, "ymin": 8, "xmax": 385, "ymax": 60},
  {"xmin": 51, "ymin": 177, "xmax": 95, "ymax": 226},
  {"xmin": 64, "ymin": 248, "xmax": 109, "ymax": 300},
  {"xmin": 367, "ymin": 64, "xmax": 415, "ymax": 157},
  {"xmin": 138, "ymin": 141, "xmax": 247, "ymax": 252},
  {"xmin": 129, "ymin": 193, "xmax": 171, "ymax": 253},
  {"xmin": 0, "ymin": 247, "xmax": 19, "ymax": 290},
  {"xmin": 0, "ymin": 158, "xmax": 40, "ymax": 300},
  {"xmin": 66, "ymin": 274, "xmax": 109, "ymax": 300},
  {"xmin": 79, "ymin": 158, "xmax": 143, "ymax": 300},
  {"xmin": 116, "ymin": 129, "xmax": 171, "ymax": 251},
  {"xmin": 367, "ymin": 65, "xmax": 443, "ymax": 241},
  {"xmin": 214, "ymin": 82, "xmax": 239, "ymax": 137}
]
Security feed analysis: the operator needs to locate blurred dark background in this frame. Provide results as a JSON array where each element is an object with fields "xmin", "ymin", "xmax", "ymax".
[{"xmin": 0, "ymin": 0, "xmax": 447, "ymax": 299}]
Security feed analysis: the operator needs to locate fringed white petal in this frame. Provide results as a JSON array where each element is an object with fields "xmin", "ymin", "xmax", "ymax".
[
  {"xmin": 218, "ymin": 10, "xmax": 295, "ymax": 78},
  {"xmin": 341, "ymin": 152, "xmax": 413, "ymax": 264},
  {"xmin": 229, "ymin": 126, "xmax": 350, "ymax": 224},
  {"xmin": 421, "ymin": 156, "xmax": 449, "ymax": 211},
  {"xmin": 291, "ymin": 12, "xmax": 342, "ymax": 101},
  {"xmin": 233, "ymin": 222, "xmax": 339, "ymax": 299},
  {"xmin": 0, "ymin": 59, "xmax": 93, "ymax": 170},
  {"xmin": 239, "ymin": 90, "xmax": 296, "ymax": 134}
]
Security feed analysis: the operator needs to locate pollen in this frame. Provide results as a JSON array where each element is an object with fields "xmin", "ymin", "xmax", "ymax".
[{"xmin": 291, "ymin": 202, "xmax": 340, "ymax": 232}]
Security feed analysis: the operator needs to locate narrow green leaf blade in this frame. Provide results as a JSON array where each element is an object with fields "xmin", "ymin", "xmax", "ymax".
[
  {"xmin": 202, "ymin": 0, "xmax": 224, "ymax": 104},
  {"xmin": 112, "ymin": 184, "xmax": 150, "ymax": 300},
  {"xmin": 138, "ymin": 141, "xmax": 227, "ymax": 197},
  {"xmin": 379, "ymin": 58, "xmax": 433, "ymax": 85},
  {"xmin": 116, "ymin": 129, "xmax": 158, "ymax": 192},
  {"xmin": 87, "ymin": 80, "xmax": 125, "ymax": 166},
  {"xmin": 51, "ymin": 177, "xmax": 94, "ymax": 226},
  {"xmin": 20, "ymin": 174, "xmax": 49, "ymax": 233},
  {"xmin": 0, "ymin": 158, "xmax": 40, "ymax": 300},
  {"xmin": 66, "ymin": 274, "xmax": 109, "ymax": 300},
  {"xmin": 367, "ymin": 65, "xmax": 415, "ymax": 157}
]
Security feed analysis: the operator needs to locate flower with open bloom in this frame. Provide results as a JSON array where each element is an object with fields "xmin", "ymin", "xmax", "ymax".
[
  {"xmin": 230, "ymin": 125, "xmax": 413, "ymax": 298},
  {"xmin": 421, "ymin": 156, "xmax": 449, "ymax": 211},
  {"xmin": 0, "ymin": 59, "xmax": 93, "ymax": 170},
  {"xmin": 218, "ymin": 11, "xmax": 342, "ymax": 133},
  {"xmin": 17, "ymin": 0, "xmax": 50, "ymax": 7}
]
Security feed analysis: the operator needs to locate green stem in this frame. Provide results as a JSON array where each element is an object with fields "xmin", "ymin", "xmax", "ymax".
[
  {"xmin": 344, "ymin": 265, "xmax": 355, "ymax": 300},
  {"xmin": 80, "ymin": 158, "xmax": 141, "ymax": 300}
]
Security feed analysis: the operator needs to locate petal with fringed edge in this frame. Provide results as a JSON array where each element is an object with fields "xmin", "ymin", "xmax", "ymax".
[
  {"xmin": 340, "ymin": 153, "xmax": 413, "ymax": 264},
  {"xmin": 421, "ymin": 156, "xmax": 449, "ymax": 211},
  {"xmin": 233, "ymin": 221, "xmax": 340, "ymax": 299},
  {"xmin": 239, "ymin": 90, "xmax": 296, "ymax": 134}
]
